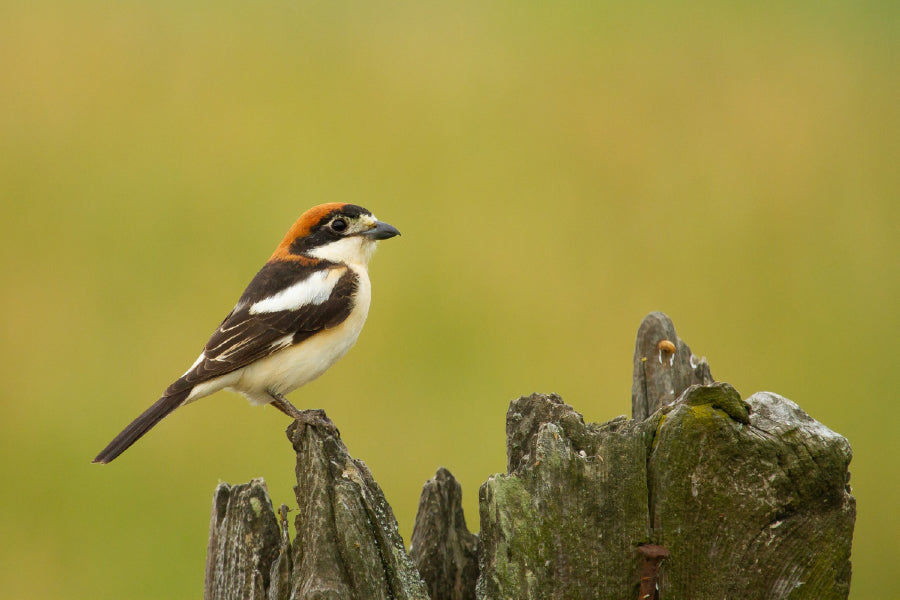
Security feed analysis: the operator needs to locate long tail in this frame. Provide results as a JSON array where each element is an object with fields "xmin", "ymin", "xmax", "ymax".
[{"xmin": 93, "ymin": 388, "xmax": 192, "ymax": 464}]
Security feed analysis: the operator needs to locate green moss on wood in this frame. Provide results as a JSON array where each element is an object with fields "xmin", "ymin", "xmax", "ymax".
[{"xmin": 478, "ymin": 390, "xmax": 853, "ymax": 600}]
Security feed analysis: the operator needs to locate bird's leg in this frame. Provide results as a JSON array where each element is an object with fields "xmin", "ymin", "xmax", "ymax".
[
  {"xmin": 268, "ymin": 392, "xmax": 340, "ymax": 437},
  {"xmin": 268, "ymin": 392, "xmax": 305, "ymax": 419}
]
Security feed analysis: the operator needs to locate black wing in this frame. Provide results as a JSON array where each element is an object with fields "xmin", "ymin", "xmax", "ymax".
[{"xmin": 165, "ymin": 264, "xmax": 358, "ymax": 396}]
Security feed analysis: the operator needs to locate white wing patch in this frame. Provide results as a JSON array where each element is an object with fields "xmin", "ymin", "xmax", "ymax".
[
  {"xmin": 267, "ymin": 334, "xmax": 295, "ymax": 353},
  {"xmin": 249, "ymin": 268, "xmax": 345, "ymax": 315},
  {"xmin": 182, "ymin": 352, "xmax": 206, "ymax": 377}
]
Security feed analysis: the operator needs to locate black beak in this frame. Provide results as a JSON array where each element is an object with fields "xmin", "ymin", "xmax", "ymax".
[{"xmin": 364, "ymin": 220, "xmax": 401, "ymax": 240}]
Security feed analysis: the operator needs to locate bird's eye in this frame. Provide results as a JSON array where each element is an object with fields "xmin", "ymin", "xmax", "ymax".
[{"xmin": 331, "ymin": 218, "xmax": 348, "ymax": 233}]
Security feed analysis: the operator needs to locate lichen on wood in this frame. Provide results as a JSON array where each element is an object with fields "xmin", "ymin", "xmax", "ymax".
[
  {"xmin": 650, "ymin": 387, "xmax": 854, "ymax": 598},
  {"xmin": 476, "ymin": 385, "xmax": 854, "ymax": 600},
  {"xmin": 204, "ymin": 479, "xmax": 283, "ymax": 600},
  {"xmin": 478, "ymin": 394, "xmax": 656, "ymax": 599},
  {"xmin": 286, "ymin": 413, "xmax": 428, "ymax": 600},
  {"xmin": 204, "ymin": 411, "xmax": 428, "ymax": 600},
  {"xmin": 203, "ymin": 314, "xmax": 855, "ymax": 600}
]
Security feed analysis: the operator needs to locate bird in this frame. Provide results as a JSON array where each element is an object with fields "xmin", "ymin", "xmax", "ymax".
[{"xmin": 93, "ymin": 203, "xmax": 400, "ymax": 464}]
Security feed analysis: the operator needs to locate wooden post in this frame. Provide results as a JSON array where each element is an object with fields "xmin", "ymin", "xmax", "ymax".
[
  {"xmin": 631, "ymin": 311, "xmax": 713, "ymax": 420},
  {"xmin": 410, "ymin": 468, "xmax": 479, "ymax": 600},
  {"xmin": 204, "ymin": 479, "xmax": 283, "ymax": 600},
  {"xmin": 204, "ymin": 313, "xmax": 855, "ymax": 600},
  {"xmin": 204, "ymin": 411, "xmax": 429, "ymax": 600}
]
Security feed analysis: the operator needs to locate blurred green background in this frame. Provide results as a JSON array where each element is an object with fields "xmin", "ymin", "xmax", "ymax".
[{"xmin": 1, "ymin": 1, "xmax": 896, "ymax": 598}]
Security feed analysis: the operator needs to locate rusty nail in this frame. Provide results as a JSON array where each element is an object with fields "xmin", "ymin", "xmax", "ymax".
[{"xmin": 638, "ymin": 544, "xmax": 670, "ymax": 600}]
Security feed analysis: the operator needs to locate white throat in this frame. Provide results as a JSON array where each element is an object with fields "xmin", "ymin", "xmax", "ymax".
[{"xmin": 308, "ymin": 236, "xmax": 378, "ymax": 267}]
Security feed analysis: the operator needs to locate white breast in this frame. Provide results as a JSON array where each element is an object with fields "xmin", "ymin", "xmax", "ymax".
[{"xmin": 227, "ymin": 266, "xmax": 372, "ymax": 405}]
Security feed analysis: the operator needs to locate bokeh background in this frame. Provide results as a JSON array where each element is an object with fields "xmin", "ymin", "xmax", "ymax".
[{"xmin": 1, "ymin": 2, "xmax": 896, "ymax": 598}]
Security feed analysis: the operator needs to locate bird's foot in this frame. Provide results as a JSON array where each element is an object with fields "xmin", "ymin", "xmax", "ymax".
[
  {"xmin": 268, "ymin": 393, "xmax": 339, "ymax": 437},
  {"xmin": 295, "ymin": 408, "xmax": 340, "ymax": 438},
  {"xmin": 268, "ymin": 392, "xmax": 305, "ymax": 419}
]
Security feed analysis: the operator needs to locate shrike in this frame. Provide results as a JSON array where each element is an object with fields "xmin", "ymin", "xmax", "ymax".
[{"xmin": 93, "ymin": 203, "xmax": 400, "ymax": 464}]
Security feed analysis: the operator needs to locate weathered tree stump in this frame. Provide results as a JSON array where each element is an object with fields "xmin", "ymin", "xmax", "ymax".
[
  {"xmin": 478, "ymin": 393, "xmax": 654, "ymax": 598},
  {"xmin": 205, "ymin": 478, "xmax": 283, "ymax": 600},
  {"xmin": 650, "ymin": 387, "xmax": 854, "ymax": 598},
  {"xmin": 632, "ymin": 311, "xmax": 713, "ymax": 420},
  {"xmin": 478, "ymin": 386, "xmax": 853, "ymax": 599},
  {"xmin": 410, "ymin": 468, "xmax": 479, "ymax": 600},
  {"xmin": 204, "ymin": 411, "xmax": 428, "ymax": 600},
  {"xmin": 203, "ymin": 313, "xmax": 855, "ymax": 600}
]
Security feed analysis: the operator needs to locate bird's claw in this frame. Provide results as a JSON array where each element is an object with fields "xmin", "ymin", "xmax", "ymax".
[{"xmin": 295, "ymin": 408, "xmax": 340, "ymax": 437}]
